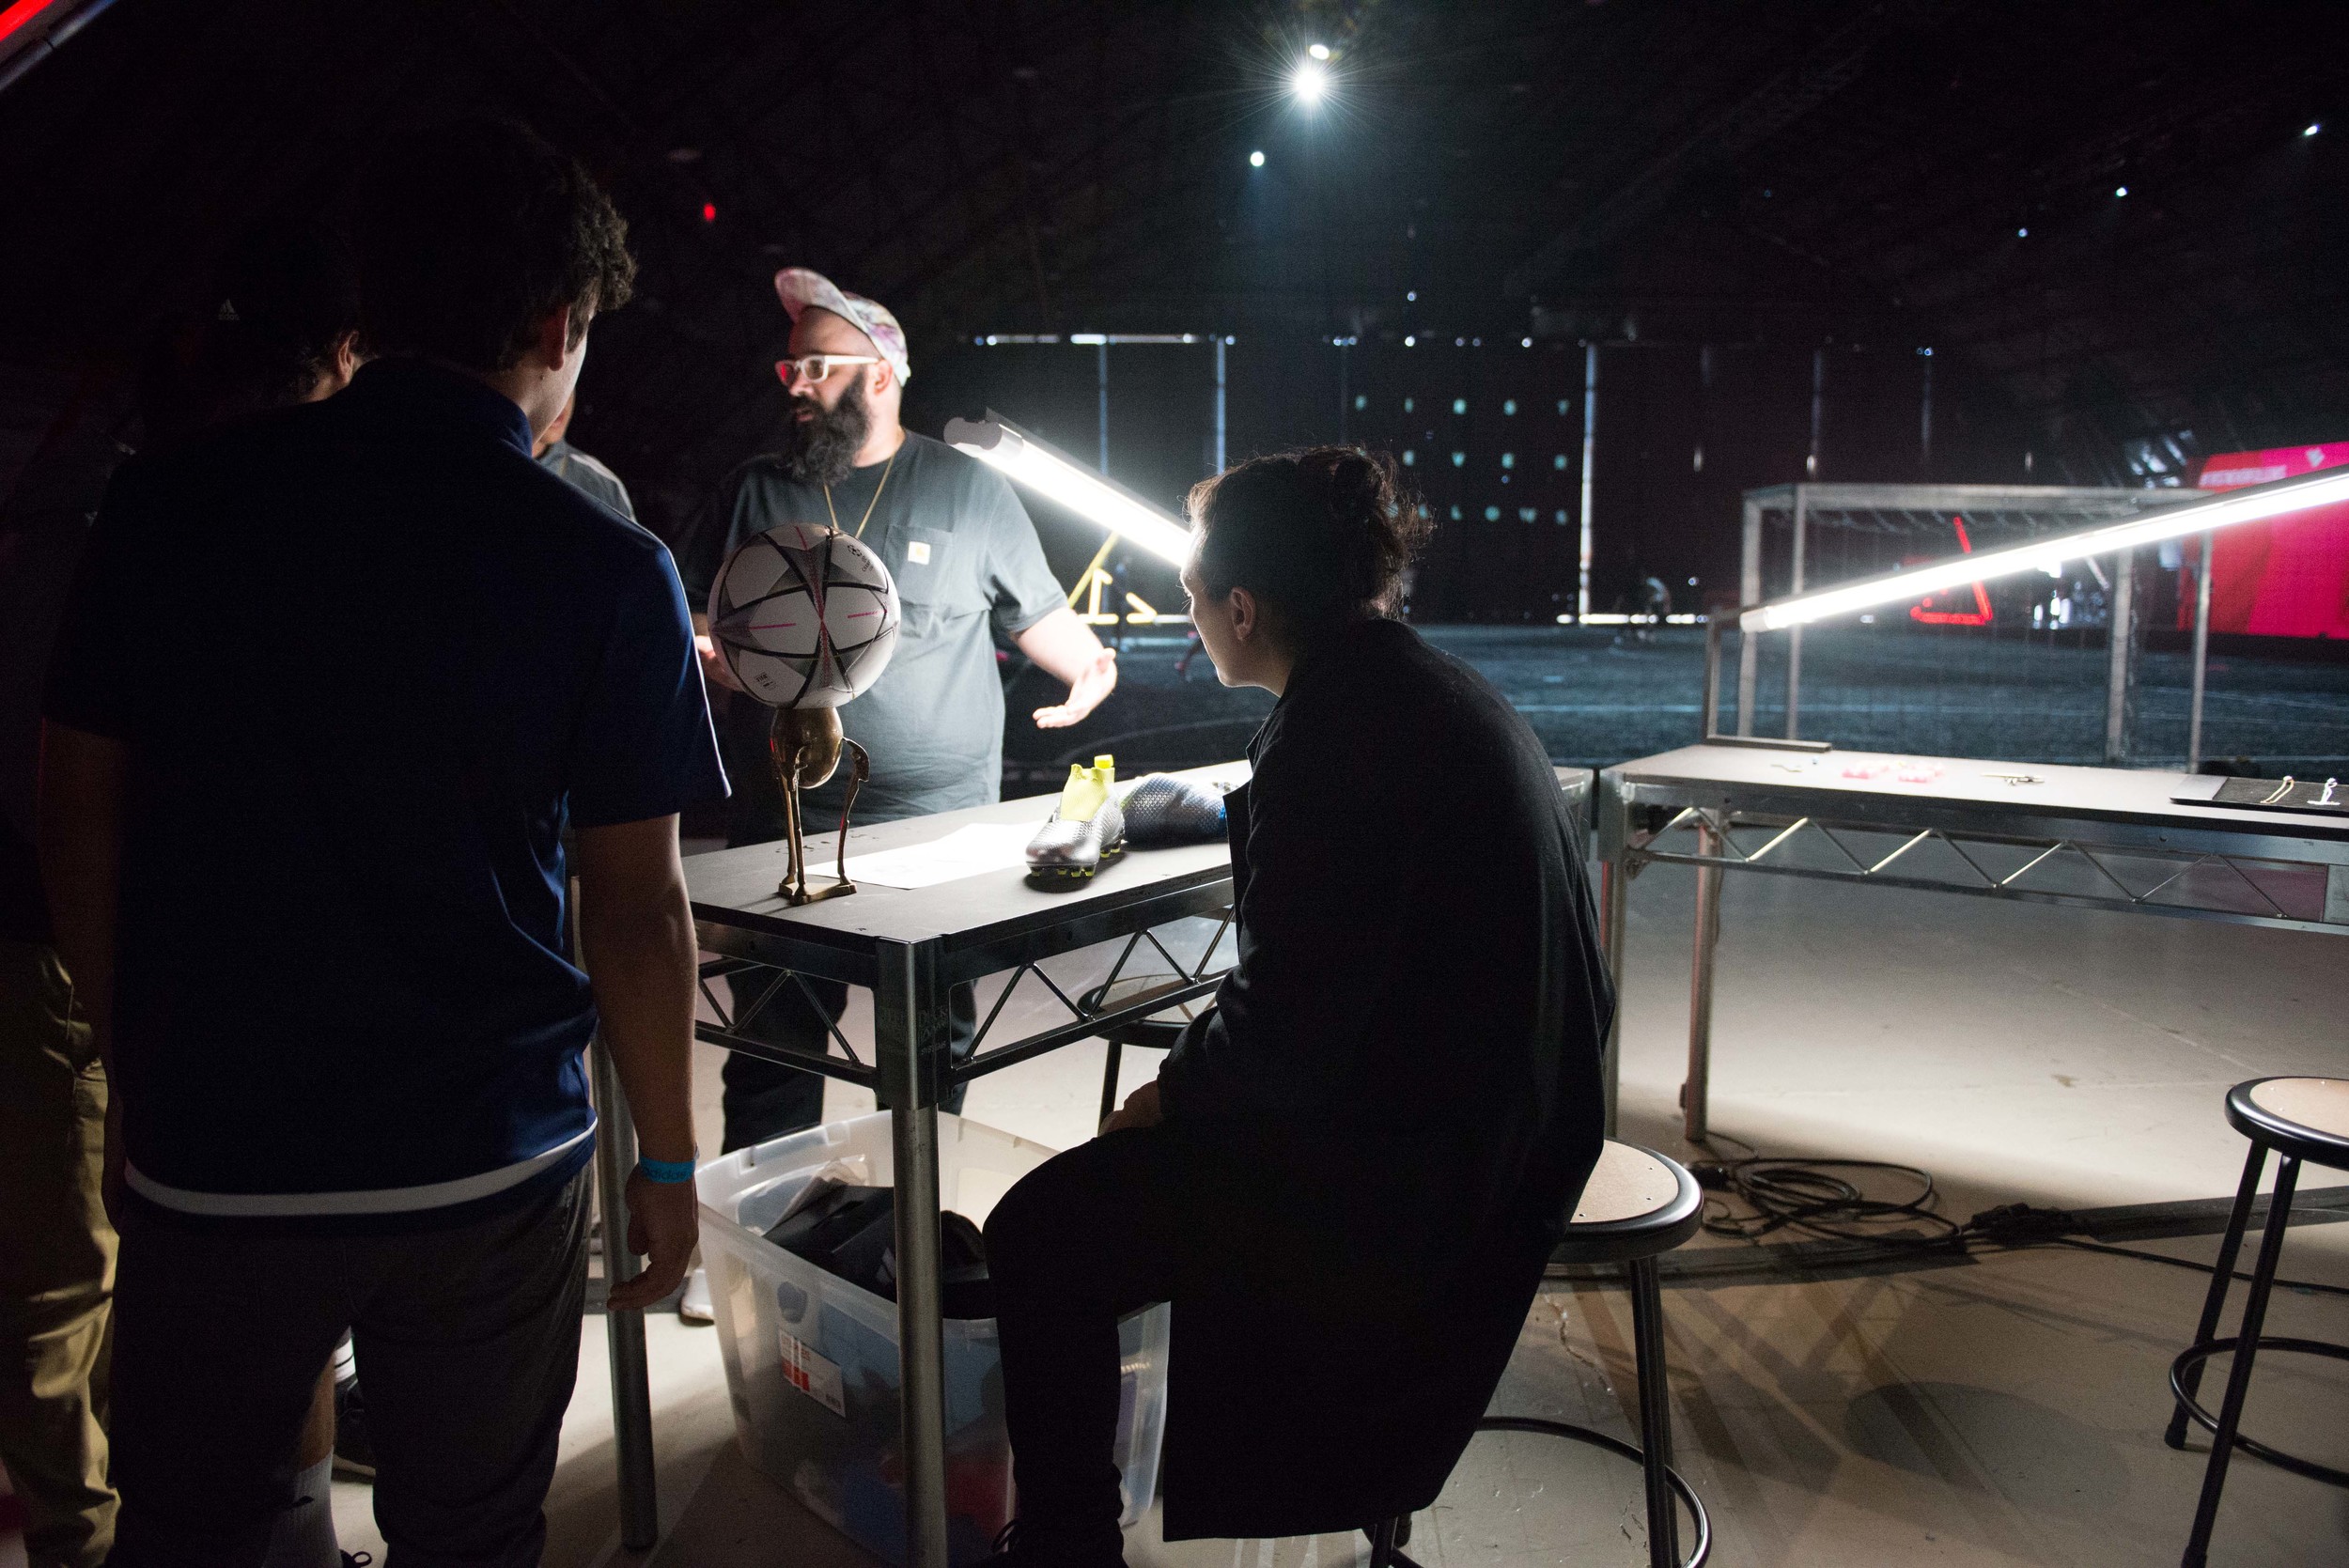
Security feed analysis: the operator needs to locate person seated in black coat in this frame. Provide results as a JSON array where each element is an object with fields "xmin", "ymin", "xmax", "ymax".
[{"xmin": 980, "ymin": 447, "xmax": 1614, "ymax": 1568}]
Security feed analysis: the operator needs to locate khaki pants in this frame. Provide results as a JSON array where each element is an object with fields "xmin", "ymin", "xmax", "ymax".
[{"xmin": 0, "ymin": 939, "xmax": 117, "ymax": 1568}]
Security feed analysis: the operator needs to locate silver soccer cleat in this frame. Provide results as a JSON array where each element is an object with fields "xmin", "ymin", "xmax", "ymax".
[{"xmin": 1026, "ymin": 755, "xmax": 1128, "ymax": 881}]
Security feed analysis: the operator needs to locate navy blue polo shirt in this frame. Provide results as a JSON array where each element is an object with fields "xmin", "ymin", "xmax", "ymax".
[{"xmin": 43, "ymin": 360, "xmax": 729, "ymax": 1224}]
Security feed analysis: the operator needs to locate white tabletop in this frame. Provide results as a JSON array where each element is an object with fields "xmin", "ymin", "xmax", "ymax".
[{"xmin": 1610, "ymin": 744, "xmax": 2349, "ymax": 845}]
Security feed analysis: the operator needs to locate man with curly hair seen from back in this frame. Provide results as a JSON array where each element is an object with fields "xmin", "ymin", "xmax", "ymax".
[{"xmin": 38, "ymin": 120, "xmax": 726, "ymax": 1567}]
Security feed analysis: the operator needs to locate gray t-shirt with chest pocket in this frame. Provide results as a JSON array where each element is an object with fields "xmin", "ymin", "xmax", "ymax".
[{"xmin": 682, "ymin": 431, "xmax": 1067, "ymax": 821}]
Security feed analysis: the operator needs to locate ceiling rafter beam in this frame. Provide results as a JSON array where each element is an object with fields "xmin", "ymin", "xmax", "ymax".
[{"xmin": 1504, "ymin": 0, "xmax": 1921, "ymax": 296}]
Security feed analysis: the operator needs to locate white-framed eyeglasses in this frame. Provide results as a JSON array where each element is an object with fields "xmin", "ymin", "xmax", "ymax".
[{"xmin": 775, "ymin": 353, "xmax": 882, "ymax": 386}]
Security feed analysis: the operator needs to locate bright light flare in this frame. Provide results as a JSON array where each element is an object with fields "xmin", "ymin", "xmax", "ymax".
[
  {"xmin": 1292, "ymin": 60, "xmax": 1330, "ymax": 103},
  {"xmin": 1249, "ymin": 148, "xmax": 1266, "ymax": 168},
  {"xmin": 1308, "ymin": 42, "xmax": 1330, "ymax": 60},
  {"xmin": 1741, "ymin": 466, "xmax": 2349, "ymax": 632},
  {"xmin": 945, "ymin": 414, "xmax": 1193, "ymax": 566}
]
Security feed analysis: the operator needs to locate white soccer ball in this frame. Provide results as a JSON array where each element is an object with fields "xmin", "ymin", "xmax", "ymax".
[{"xmin": 707, "ymin": 521, "xmax": 901, "ymax": 709}]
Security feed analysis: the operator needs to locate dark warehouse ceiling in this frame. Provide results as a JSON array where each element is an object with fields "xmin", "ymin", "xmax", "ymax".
[{"xmin": 3, "ymin": 0, "xmax": 2345, "ymax": 521}]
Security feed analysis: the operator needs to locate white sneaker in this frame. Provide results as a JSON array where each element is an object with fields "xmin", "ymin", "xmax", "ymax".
[{"xmin": 678, "ymin": 1266, "xmax": 715, "ymax": 1324}]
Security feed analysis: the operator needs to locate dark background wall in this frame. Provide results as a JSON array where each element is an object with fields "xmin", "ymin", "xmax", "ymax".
[
  {"xmin": 902, "ymin": 332, "xmax": 2037, "ymax": 621},
  {"xmin": 3, "ymin": 0, "xmax": 2343, "ymax": 622}
]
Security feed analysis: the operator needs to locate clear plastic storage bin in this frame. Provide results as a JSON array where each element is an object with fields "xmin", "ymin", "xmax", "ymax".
[{"xmin": 696, "ymin": 1111, "xmax": 1171, "ymax": 1566}]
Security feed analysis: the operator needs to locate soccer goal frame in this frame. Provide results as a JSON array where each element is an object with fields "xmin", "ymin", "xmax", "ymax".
[{"xmin": 1734, "ymin": 483, "xmax": 2213, "ymax": 766}]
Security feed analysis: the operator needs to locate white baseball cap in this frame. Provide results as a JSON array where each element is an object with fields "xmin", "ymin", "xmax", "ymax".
[{"xmin": 773, "ymin": 268, "xmax": 910, "ymax": 385}]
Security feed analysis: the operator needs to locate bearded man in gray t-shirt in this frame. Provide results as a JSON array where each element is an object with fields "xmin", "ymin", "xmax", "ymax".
[{"xmin": 678, "ymin": 269, "xmax": 1117, "ymax": 1159}]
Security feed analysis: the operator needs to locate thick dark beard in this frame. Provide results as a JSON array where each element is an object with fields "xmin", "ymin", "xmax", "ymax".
[{"xmin": 784, "ymin": 377, "xmax": 872, "ymax": 487}]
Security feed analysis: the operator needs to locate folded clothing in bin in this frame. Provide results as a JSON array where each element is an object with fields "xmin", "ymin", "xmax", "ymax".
[
  {"xmin": 765, "ymin": 1179, "xmax": 995, "ymax": 1318},
  {"xmin": 698, "ymin": 1111, "xmax": 1172, "ymax": 1563}
]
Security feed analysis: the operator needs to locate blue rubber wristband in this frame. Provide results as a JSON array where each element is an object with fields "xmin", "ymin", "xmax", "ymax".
[{"xmin": 636, "ymin": 1155, "xmax": 697, "ymax": 1184}]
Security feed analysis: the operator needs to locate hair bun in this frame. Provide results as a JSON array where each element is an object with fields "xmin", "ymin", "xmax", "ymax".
[{"xmin": 1187, "ymin": 445, "xmax": 1432, "ymax": 637}]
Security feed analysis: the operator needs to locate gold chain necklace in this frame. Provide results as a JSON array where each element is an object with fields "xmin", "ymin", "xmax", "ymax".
[{"xmin": 823, "ymin": 449, "xmax": 897, "ymax": 539}]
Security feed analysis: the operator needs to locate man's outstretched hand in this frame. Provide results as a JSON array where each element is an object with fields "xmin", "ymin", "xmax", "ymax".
[
  {"xmin": 1034, "ymin": 646, "xmax": 1118, "ymax": 729},
  {"xmin": 1015, "ymin": 607, "xmax": 1118, "ymax": 729},
  {"xmin": 1038, "ymin": 643, "xmax": 1118, "ymax": 727},
  {"xmin": 607, "ymin": 1168, "xmax": 700, "ymax": 1312}
]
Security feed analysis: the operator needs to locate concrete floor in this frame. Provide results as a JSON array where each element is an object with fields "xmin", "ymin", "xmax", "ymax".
[{"xmin": 318, "ymin": 863, "xmax": 2349, "ymax": 1567}]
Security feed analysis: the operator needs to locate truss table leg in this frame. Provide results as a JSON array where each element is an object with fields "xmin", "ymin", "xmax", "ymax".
[
  {"xmin": 1684, "ymin": 819, "xmax": 1725, "ymax": 1143},
  {"xmin": 1599, "ymin": 853, "xmax": 1629, "ymax": 1140},
  {"xmin": 879, "ymin": 939, "xmax": 952, "ymax": 1568},
  {"xmin": 590, "ymin": 1036, "xmax": 659, "ymax": 1551}
]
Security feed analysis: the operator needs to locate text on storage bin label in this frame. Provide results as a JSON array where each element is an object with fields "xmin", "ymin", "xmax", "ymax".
[{"xmin": 778, "ymin": 1327, "xmax": 847, "ymax": 1418}]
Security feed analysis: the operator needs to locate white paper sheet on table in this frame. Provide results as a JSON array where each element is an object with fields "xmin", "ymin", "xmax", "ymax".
[{"xmin": 839, "ymin": 821, "xmax": 1046, "ymax": 890}]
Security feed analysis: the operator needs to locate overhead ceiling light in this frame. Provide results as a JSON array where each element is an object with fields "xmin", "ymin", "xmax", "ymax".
[
  {"xmin": 1249, "ymin": 148, "xmax": 1266, "ymax": 168},
  {"xmin": 2114, "ymin": 184, "xmax": 2128, "ymax": 197},
  {"xmin": 2307, "ymin": 121, "xmax": 2323, "ymax": 137},
  {"xmin": 1308, "ymin": 42, "xmax": 1330, "ymax": 60},
  {"xmin": 945, "ymin": 412, "xmax": 1192, "ymax": 565},
  {"xmin": 1741, "ymin": 466, "xmax": 2349, "ymax": 632},
  {"xmin": 1293, "ymin": 60, "xmax": 1330, "ymax": 103}
]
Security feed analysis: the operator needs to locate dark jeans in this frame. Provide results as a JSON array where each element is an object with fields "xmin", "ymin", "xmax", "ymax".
[
  {"xmin": 718, "ymin": 977, "xmax": 978, "ymax": 1152},
  {"xmin": 106, "ymin": 1170, "xmax": 591, "ymax": 1568},
  {"xmin": 983, "ymin": 1126, "xmax": 1191, "ymax": 1542}
]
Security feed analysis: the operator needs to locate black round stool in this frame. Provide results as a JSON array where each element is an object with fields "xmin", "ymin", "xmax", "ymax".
[
  {"xmin": 2163, "ymin": 1076, "xmax": 2349, "ymax": 1568},
  {"xmin": 1078, "ymin": 974, "xmax": 1207, "ymax": 1126},
  {"xmin": 1369, "ymin": 1141, "xmax": 1712, "ymax": 1568}
]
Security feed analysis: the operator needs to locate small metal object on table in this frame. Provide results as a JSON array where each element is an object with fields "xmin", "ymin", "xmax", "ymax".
[
  {"xmin": 1595, "ymin": 744, "xmax": 2349, "ymax": 1141},
  {"xmin": 592, "ymin": 764, "xmax": 1595, "ymax": 1566}
]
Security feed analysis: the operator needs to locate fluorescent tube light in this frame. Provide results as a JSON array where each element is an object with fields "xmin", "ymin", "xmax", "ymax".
[
  {"xmin": 1741, "ymin": 466, "xmax": 2349, "ymax": 632},
  {"xmin": 945, "ymin": 411, "xmax": 1195, "ymax": 566}
]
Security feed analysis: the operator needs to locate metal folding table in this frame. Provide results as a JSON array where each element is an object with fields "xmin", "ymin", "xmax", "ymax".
[
  {"xmin": 592, "ymin": 765, "xmax": 1595, "ymax": 1566},
  {"xmin": 1595, "ymin": 743, "xmax": 2349, "ymax": 1141}
]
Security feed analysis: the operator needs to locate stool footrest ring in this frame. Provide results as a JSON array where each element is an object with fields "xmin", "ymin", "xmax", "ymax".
[
  {"xmin": 1380, "ymin": 1415, "xmax": 1711, "ymax": 1568},
  {"xmin": 2169, "ymin": 1336, "xmax": 2349, "ymax": 1488}
]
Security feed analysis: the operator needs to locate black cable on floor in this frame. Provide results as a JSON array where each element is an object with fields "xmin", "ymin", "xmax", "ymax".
[
  {"xmin": 1570, "ymin": 1136, "xmax": 2349, "ymax": 1301},
  {"xmin": 1697, "ymin": 1153, "xmax": 1961, "ymax": 1248},
  {"xmin": 2041, "ymin": 1235, "xmax": 2349, "ymax": 1298}
]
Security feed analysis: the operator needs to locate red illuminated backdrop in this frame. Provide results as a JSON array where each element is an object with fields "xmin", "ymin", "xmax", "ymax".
[
  {"xmin": 2186, "ymin": 442, "xmax": 2349, "ymax": 639},
  {"xmin": 1908, "ymin": 516, "xmax": 1994, "ymax": 626}
]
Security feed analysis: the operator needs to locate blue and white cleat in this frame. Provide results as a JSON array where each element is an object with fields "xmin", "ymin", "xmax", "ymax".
[{"xmin": 1118, "ymin": 773, "xmax": 1229, "ymax": 846}]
